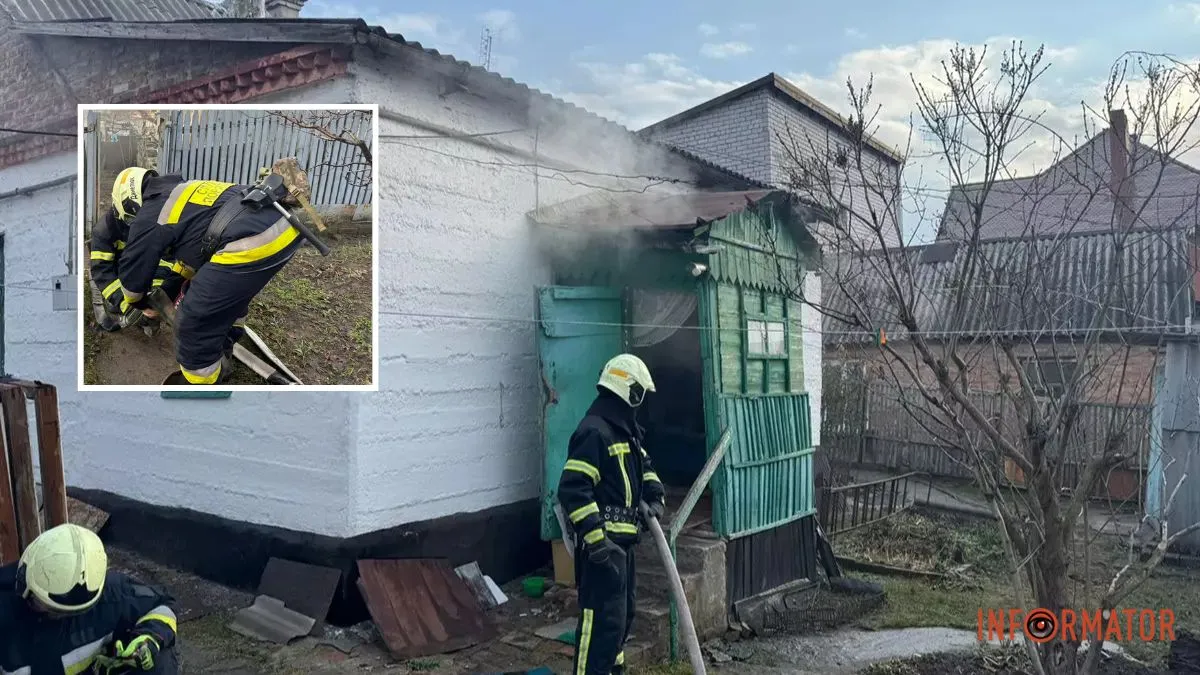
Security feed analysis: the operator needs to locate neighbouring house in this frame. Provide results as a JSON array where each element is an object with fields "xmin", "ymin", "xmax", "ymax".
[
  {"xmin": 0, "ymin": 0, "xmax": 829, "ymax": 633},
  {"xmin": 821, "ymin": 110, "xmax": 1200, "ymax": 501},
  {"xmin": 639, "ymin": 73, "xmax": 906, "ymax": 250}
]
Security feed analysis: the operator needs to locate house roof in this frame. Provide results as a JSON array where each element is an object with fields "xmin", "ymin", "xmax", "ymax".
[
  {"xmin": 8, "ymin": 16, "xmax": 766, "ymax": 190},
  {"xmin": 937, "ymin": 131, "xmax": 1200, "ymax": 241},
  {"xmin": 528, "ymin": 189, "xmax": 781, "ymax": 230},
  {"xmin": 638, "ymin": 72, "xmax": 904, "ymax": 164},
  {"xmin": 824, "ymin": 226, "xmax": 1195, "ymax": 344},
  {"xmin": 2, "ymin": 0, "xmax": 221, "ymax": 21}
]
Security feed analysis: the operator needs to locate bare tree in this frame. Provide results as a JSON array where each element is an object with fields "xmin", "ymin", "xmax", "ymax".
[
  {"xmin": 768, "ymin": 44, "xmax": 1200, "ymax": 674},
  {"xmin": 265, "ymin": 110, "xmax": 374, "ymax": 189}
]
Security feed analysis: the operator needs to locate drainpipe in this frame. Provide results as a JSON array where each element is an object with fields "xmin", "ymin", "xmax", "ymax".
[{"xmin": 0, "ymin": 175, "xmax": 76, "ymax": 202}]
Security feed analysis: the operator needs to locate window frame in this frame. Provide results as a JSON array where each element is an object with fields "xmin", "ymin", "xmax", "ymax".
[
  {"xmin": 745, "ymin": 313, "xmax": 789, "ymax": 360},
  {"xmin": 1021, "ymin": 356, "xmax": 1078, "ymax": 399}
]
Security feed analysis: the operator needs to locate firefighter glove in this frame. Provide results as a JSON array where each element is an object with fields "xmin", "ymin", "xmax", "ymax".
[
  {"xmin": 114, "ymin": 634, "xmax": 160, "ymax": 671},
  {"xmin": 587, "ymin": 535, "xmax": 623, "ymax": 576},
  {"xmin": 645, "ymin": 500, "xmax": 666, "ymax": 521}
]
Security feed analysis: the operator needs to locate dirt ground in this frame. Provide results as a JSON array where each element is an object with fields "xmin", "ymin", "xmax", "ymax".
[
  {"xmin": 859, "ymin": 644, "xmax": 1168, "ymax": 674},
  {"xmin": 82, "ymin": 233, "xmax": 372, "ymax": 386}
]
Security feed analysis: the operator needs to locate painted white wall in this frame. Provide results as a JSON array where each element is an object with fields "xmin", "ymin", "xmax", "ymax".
[
  {"xmin": 801, "ymin": 272, "xmax": 822, "ymax": 447},
  {"xmin": 348, "ymin": 48, "xmax": 700, "ymax": 535},
  {"xmin": 3, "ymin": 154, "xmax": 355, "ymax": 538}
]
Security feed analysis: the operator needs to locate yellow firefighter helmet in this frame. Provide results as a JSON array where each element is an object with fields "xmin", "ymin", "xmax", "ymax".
[
  {"xmin": 597, "ymin": 353, "xmax": 656, "ymax": 407},
  {"xmin": 16, "ymin": 523, "xmax": 108, "ymax": 614},
  {"xmin": 111, "ymin": 166, "xmax": 157, "ymax": 221}
]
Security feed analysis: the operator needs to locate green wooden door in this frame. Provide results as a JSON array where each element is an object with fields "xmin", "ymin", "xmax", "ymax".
[
  {"xmin": 713, "ymin": 394, "xmax": 815, "ymax": 536},
  {"xmin": 537, "ymin": 286, "xmax": 624, "ymax": 540}
]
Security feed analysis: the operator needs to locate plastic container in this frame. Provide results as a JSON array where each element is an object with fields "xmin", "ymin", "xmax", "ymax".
[{"xmin": 522, "ymin": 576, "xmax": 546, "ymax": 598}]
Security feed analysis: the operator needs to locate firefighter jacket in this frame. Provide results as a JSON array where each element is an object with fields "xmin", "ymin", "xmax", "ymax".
[
  {"xmin": 119, "ymin": 175, "xmax": 293, "ymax": 309},
  {"xmin": 0, "ymin": 564, "xmax": 178, "ymax": 674},
  {"xmin": 89, "ymin": 207, "xmax": 181, "ymax": 315},
  {"xmin": 557, "ymin": 391, "xmax": 667, "ymax": 549}
]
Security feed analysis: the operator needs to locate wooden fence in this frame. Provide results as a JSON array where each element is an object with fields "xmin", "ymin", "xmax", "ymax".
[{"xmin": 822, "ymin": 364, "xmax": 1152, "ymax": 501}]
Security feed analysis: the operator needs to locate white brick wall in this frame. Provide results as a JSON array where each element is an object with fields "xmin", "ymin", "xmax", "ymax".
[
  {"xmin": 348, "ymin": 48, "xmax": 703, "ymax": 535},
  {"xmin": 0, "ymin": 151, "xmax": 354, "ymax": 537}
]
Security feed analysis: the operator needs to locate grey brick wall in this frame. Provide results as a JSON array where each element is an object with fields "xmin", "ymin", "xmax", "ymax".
[
  {"xmin": 645, "ymin": 88, "xmax": 773, "ymax": 185},
  {"xmin": 645, "ymin": 85, "xmax": 902, "ymax": 249},
  {"xmin": 0, "ymin": 23, "xmax": 292, "ymax": 167},
  {"xmin": 766, "ymin": 91, "xmax": 901, "ymax": 249}
]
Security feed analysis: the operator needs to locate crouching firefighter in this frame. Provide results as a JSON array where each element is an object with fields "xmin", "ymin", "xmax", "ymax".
[
  {"xmin": 111, "ymin": 166, "xmax": 324, "ymax": 384},
  {"xmin": 89, "ymin": 201, "xmax": 185, "ymax": 332},
  {"xmin": 557, "ymin": 353, "xmax": 667, "ymax": 675},
  {"xmin": 0, "ymin": 523, "xmax": 180, "ymax": 674}
]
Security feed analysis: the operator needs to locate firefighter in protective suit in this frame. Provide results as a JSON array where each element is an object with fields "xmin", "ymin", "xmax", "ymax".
[
  {"xmin": 89, "ymin": 201, "xmax": 185, "ymax": 332},
  {"xmin": 0, "ymin": 524, "xmax": 179, "ymax": 674},
  {"xmin": 558, "ymin": 354, "xmax": 667, "ymax": 675},
  {"xmin": 111, "ymin": 166, "xmax": 303, "ymax": 384}
]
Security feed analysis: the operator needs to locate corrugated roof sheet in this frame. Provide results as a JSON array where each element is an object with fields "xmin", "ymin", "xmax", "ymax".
[
  {"xmin": 824, "ymin": 227, "xmax": 1195, "ymax": 344},
  {"xmin": 528, "ymin": 189, "xmax": 779, "ymax": 229},
  {"xmin": 5, "ymin": 0, "xmax": 221, "ymax": 21},
  {"xmin": 938, "ymin": 132, "xmax": 1200, "ymax": 241}
]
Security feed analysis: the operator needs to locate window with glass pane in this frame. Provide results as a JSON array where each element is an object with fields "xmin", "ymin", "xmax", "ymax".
[
  {"xmin": 747, "ymin": 319, "xmax": 786, "ymax": 356},
  {"xmin": 747, "ymin": 320, "xmax": 768, "ymax": 354},
  {"xmin": 766, "ymin": 322, "xmax": 787, "ymax": 355}
]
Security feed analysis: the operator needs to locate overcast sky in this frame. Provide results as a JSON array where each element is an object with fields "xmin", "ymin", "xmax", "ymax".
[{"xmin": 303, "ymin": 0, "xmax": 1200, "ymax": 242}]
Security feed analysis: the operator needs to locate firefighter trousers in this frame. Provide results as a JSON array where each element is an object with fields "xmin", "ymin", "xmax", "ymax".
[
  {"xmin": 571, "ymin": 542, "xmax": 636, "ymax": 675},
  {"xmin": 174, "ymin": 254, "xmax": 293, "ymax": 384}
]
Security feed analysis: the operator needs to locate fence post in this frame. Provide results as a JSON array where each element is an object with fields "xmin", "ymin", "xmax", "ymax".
[{"xmin": 857, "ymin": 374, "xmax": 870, "ymax": 464}]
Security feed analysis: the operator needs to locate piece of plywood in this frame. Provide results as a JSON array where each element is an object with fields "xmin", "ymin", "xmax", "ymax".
[
  {"xmin": 256, "ymin": 557, "xmax": 341, "ymax": 634},
  {"xmin": 552, "ymin": 540, "xmax": 575, "ymax": 588},
  {"xmin": 67, "ymin": 496, "xmax": 110, "ymax": 533},
  {"xmin": 357, "ymin": 558, "xmax": 497, "ymax": 659}
]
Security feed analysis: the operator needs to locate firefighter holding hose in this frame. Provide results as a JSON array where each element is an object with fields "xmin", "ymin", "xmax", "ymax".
[
  {"xmin": 109, "ymin": 166, "xmax": 307, "ymax": 384},
  {"xmin": 0, "ymin": 524, "xmax": 180, "ymax": 674},
  {"xmin": 557, "ymin": 353, "xmax": 667, "ymax": 675}
]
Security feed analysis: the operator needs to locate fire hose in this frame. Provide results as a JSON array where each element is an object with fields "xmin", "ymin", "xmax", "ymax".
[{"xmin": 639, "ymin": 500, "xmax": 706, "ymax": 674}]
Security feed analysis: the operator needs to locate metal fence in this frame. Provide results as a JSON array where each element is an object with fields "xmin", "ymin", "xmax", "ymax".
[{"xmin": 159, "ymin": 109, "xmax": 373, "ymax": 207}]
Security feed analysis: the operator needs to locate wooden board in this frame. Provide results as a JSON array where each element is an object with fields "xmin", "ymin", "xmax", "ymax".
[
  {"xmin": 357, "ymin": 558, "xmax": 496, "ymax": 659},
  {"xmin": 0, "ymin": 385, "xmax": 40, "ymax": 551}
]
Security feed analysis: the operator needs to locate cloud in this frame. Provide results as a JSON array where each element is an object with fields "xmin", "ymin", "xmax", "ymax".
[
  {"xmin": 700, "ymin": 41, "xmax": 753, "ymax": 59},
  {"xmin": 697, "ymin": 23, "xmax": 720, "ymax": 36},
  {"xmin": 845, "ymin": 27, "xmax": 865, "ymax": 40},
  {"xmin": 554, "ymin": 53, "xmax": 745, "ymax": 129},
  {"xmin": 1167, "ymin": 2, "xmax": 1200, "ymax": 23}
]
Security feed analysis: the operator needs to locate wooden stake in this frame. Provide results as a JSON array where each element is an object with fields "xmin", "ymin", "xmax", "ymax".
[
  {"xmin": 0, "ymin": 416, "xmax": 19, "ymax": 565},
  {"xmin": 0, "ymin": 385, "xmax": 40, "ymax": 551},
  {"xmin": 34, "ymin": 386, "xmax": 67, "ymax": 529}
]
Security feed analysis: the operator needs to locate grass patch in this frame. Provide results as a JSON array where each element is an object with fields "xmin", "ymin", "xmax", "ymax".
[
  {"xmin": 635, "ymin": 663, "xmax": 696, "ymax": 675},
  {"xmin": 834, "ymin": 510, "xmax": 1009, "ymax": 577}
]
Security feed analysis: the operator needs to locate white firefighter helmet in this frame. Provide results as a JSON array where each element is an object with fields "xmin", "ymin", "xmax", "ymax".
[
  {"xmin": 111, "ymin": 166, "xmax": 157, "ymax": 221},
  {"xmin": 597, "ymin": 353, "xmax": 656, "ymax": 407},
  {"xmin": 16, "ymin": 523, "xmax": 108, "ymax": 613}
]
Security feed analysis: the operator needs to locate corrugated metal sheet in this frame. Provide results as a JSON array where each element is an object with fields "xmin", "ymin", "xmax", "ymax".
[
  {"xmin": 939, "ymin": 133, "xmax": 1200, "ymax": 241},
  {"xmin": 6, "ymin": 0, "xmax": 221, "ymax": 22},
  {"xmin": 824, "ymin": 226, "xmax": 1194, "ymax": 344},
  {"xmin": 356, "ymin": 558, "xmax": 497, "ymax": 659},
  {"xmin": 529, "ymin": 189, "xmax": 778, "ymax": 229},
  {"xmin": 160, "ymin": 109, "xmax": 372, "ymax": 207}
]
